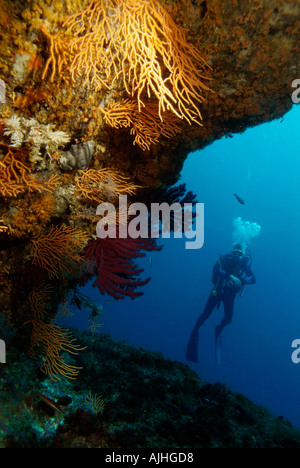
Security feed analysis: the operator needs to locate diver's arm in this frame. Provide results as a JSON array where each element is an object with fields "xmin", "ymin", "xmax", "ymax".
[
  {"xmin": 241, "ymin": 265, "xmax": 256, "ymax": 285},
  {"xmin": 219, "ymin": 267, "xmax": 228, "ymax": 277},
  {"xmin": 212, "ymin": 259, "xmax": 229, "ymax": 284}
]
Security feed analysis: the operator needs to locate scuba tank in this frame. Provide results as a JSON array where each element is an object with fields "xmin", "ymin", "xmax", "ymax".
[{"xmin": 211, "ymin": 251, "xmax": 249, "ymax": 298}]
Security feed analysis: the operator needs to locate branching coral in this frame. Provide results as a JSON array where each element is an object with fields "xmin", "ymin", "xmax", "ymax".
[
  {"xmin": 0, "ymin": 218, "xmax": 8, "ymax": 232},
  {"xmin": 0, "ymin": 148, "xmax": 60, "ymax": 198},
  {"xmin": 41, "ymin": 0, "xmax": 212, "ymax": 125},
  {"xmin": 101, "ymin": 99, "xmax": 182, "ymax": 150},
  {"xmin": 83, "ymin": 234, "xmax": 161, "ymax": 300},
  {"xmin": 85, "ymin": 390, "xmax": 105, "ymax": 414},
  {"xmin": 30, "ymin": 225, "xmax": 89, "ymax": 279},
  {"xmin": 29, "ymin": 281, "xmax": 54, "ymax": 320},
  {"xmin": 26, "ymin": 238, "xmax": 88, "ymax": 380},
  {"xmin": 75, "ymin": 167, "xmax": 139, "ymax": 204},
  {"xmin": 25, "ymin": 318, "xmax": 86, "ymax": 381}
]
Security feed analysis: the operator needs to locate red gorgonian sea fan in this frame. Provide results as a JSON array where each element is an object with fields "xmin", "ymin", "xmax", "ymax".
[{"xmin": 83, "ymin": 235, "xmax": 161, "ymax": 300}]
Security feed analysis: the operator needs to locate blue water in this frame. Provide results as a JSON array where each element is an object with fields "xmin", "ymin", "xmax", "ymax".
[{"xmin": 65, "ymin": 104, "xmax": 300, "ymax": 431}]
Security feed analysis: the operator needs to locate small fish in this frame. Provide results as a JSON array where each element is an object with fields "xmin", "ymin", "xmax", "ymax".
[
  {"xmin": 149, "ymin": 257, "xmax": 152, "ymax": 268},
  {"xmin": 233, "ymin": 193, "xmax": 245, "ymax": 205},
  {"xmin": 105, "ymin": 300, "xmax": 115, "ymax": 304},
  {"xmin": 37, "ymin": 392, "xmax": 62, "ymax": 413}
]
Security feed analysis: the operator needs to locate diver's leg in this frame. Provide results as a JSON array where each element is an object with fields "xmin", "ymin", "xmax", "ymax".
[
  {"xmin": 215, "ymin": 296, "xmax": 234, "ymax": 339},
  {"xmin": 214, "ymin": 296, "xmax": 234, "ymax": 363},
  {"xmin": 193, "ymin": 293, "xmax": 218, "ymax": 333},
  {"xmin": 186, "ymin": 294, "xmax": 218, "ymax": 362}
]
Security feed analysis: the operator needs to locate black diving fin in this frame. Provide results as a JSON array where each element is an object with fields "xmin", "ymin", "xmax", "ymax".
[
  {"xmin": 215, "ymin": 330, "xmax": 223, "ymax": 364},
  {"xmin": 185, "ymin": 332, "xmax": 199, "ymax": 363}
]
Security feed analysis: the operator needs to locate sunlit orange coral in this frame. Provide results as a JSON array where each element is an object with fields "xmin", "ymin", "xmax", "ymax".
[{"xmin": 41, "ymin": 0, "xmax": 212, "ymax": 125}]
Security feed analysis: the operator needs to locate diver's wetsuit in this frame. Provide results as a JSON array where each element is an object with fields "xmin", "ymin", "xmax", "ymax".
[{"xmin": 186, "ymin": 251, "xmax": 255, "ymax": 363}]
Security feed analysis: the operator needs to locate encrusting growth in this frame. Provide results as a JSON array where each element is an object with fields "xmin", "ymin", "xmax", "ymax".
[{"xmin": 41, "ymin": 0, "xmax": 212, "ymax": 125}]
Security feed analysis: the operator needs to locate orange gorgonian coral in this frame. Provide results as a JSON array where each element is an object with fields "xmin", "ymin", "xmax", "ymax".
[
  {"xmin": 101, "ymin": 99, "xmax": 183, "ymax": 150},
  {"xmin": 85, "ymin": 390, "xmax": 105, "ymax": 414},
  {"xmin": 75, "ymin": 167, "xmax": 139, "ymax": 204},
  {"xmin": 31, "ymin": 225, "xmax": 89, "ymax": 279},
  {"xmin": 29, "ymin": 281, "xmax": 54, "ymax": 320},
  {"xmin": 25, "ymin": 318, "xmax": 86, "ymax": 380},
  {"xmin": 0, "ymin": 148, "xmax": 60, "ymax": 198},
  {"xmin": 0, "ymin": 219, "xmax": 8, "ymax": 232},
  {"xmin": 41, "ymin": 0, "xmax": 212, "ymax": 125}
]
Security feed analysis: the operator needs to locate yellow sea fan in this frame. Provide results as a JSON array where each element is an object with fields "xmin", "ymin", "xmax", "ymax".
[
  {"xmin": 41, "ymin": 0, "xmax": 212, "ymax": 125},
  {"xmin": 30, "ymin": 225, "xmax": 89, "ymax": 279},
  {"xmin": 75, "ymin": 167, "xmax": 139, "ymax": 204}
]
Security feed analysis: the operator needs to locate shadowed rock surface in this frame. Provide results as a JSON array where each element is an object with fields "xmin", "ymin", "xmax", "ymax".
[{"xmin": 1, "ymin": 332, "xmax": 300, "ymax": 448}]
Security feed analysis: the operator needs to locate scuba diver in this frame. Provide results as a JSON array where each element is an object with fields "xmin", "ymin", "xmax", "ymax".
[{"xmin": 186, "ymin": 243, "xmax": 256, "ymax": 364}]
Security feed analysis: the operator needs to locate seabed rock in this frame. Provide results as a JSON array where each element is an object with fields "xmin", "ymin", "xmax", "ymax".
[{"xmin": 1, "ymin": 332, "xmax": 300, "ymax": 448}]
